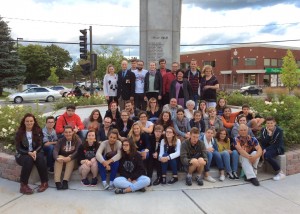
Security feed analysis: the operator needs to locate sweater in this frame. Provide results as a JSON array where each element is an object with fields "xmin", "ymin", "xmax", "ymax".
[
  {"xmin": 77, "ymin": 143, "xmax": 99, "ymax": 165},
  {"xmin": 183, "ymin": 69, "xmax": 201, "ymax": 94},
  {"xmin": 162, "ymin": 72, "xmax": 176, "ymax": 94},
  {"xmin": 173, "ymin": 117, "xmax": 191, "ymax": 137},
  {"xmin": 103, "ymin": 73, "xmax": 118, "ymax": 97},
  {"xmin": 96, "ymin": 140, "xmax": 122, "ymax": 163},
  {"xmin": 119, "ymin": 152, "xmax": 146, "ymax": 180},
  {"xmin": 53, "ymin": 136, "xmax": 82, "ymax": 160},
  {"xmin": 169, "ymin": 79, "xmax": 193, "ymax": 108},
  {"xmin": 144, "ymin": 71, "xmax": 163, "ymax": 95}
]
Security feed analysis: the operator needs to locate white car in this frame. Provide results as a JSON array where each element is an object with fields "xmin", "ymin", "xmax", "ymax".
[
  {"xmin": 8, "ymin": 87, "xmax": 61, "ymax": 103},
  {"xmin": 49, "ymin": 86, "xmax": 72, "ymax": 97}
]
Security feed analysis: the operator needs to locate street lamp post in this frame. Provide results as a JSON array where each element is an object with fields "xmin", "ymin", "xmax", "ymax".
[{"xmin": 17, "ymin": 37, "xmax": 23, "ymax": 49}]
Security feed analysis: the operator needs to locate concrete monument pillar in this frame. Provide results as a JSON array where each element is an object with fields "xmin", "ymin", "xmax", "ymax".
[{"xmin": 140, "ymin": 0, "xmax": 182, "ymax": 68}]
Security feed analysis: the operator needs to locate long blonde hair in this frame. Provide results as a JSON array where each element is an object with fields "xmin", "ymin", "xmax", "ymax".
[
  {"xmin": 127, "ymin": 122, "xmax": 143, "ymax": 143},
  {"xmin": 146, "ymin": 97, "xmax": 159, "ymax": 111},
  {"xmin": 106, "ymin": 64, "xmax": 115, "ymax": 74}
]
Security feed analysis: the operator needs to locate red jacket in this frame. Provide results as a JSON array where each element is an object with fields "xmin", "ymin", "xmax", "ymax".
[
  {"xmin": 162, "ymin": 72, "xmax": 176, "ymax": 95},
  {"xmin": 55, "ymin": 112, "xmax": 84, "ymax": 134}
]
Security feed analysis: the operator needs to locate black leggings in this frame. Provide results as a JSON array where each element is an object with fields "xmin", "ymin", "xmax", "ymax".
[{"xmin": 15, "ymin": 152, "xmax": 48, "ymax": 184}]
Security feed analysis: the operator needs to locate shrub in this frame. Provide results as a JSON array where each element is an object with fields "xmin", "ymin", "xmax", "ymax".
[
  {"xmin": 54, "ymin": 94, "xmax": 106, "ymax": 110},
  {"xmin": 0, "ymin": 104, "xmax": 46, "ymax": 153}
]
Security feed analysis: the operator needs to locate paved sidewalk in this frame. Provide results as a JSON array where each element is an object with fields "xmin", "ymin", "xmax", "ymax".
[{"xmin": 0, "ymin": 174, "xmax": 299, "ymax": 214}]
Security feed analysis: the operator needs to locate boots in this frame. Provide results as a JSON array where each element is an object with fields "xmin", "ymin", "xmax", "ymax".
[
  {"xmin": 37, "ymin": 182, "xmax": 49, "ymax": 193},
  {"xmin": 20, "ymin": 182, "xmax": 34, "ymax": 195}
]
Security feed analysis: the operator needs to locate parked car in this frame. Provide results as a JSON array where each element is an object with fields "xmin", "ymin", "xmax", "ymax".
[
  {"xmin": 49, "ymin": 86, "xmax": 72, "ymax": 97},
  {"xmin": 240, "ymin": 86, "xmax": 263, "ymax": 95},
  {"xmin": 8, "ymin": 87, "xmax": 61, "ymax": 103}
]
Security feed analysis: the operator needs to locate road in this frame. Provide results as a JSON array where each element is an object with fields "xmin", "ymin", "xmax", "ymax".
[{"xmin": 0, "ymin": 100, "xmax": 55, "ymax": 113}]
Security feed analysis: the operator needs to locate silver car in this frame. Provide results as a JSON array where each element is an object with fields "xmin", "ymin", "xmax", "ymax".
[{"xmin": 8, "ymin": 87, "xmax": 61, "ymax": 103}]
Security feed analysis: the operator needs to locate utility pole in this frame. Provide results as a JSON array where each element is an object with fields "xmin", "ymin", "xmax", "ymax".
[{"xmin": 89, "ymin": 26, "xmax": 94, "ymax": 95}]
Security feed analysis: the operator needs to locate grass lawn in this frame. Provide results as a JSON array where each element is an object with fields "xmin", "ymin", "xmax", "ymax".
[{"xmin": 0, "ymin": 91, "xmax": 10, "ymax": 98}]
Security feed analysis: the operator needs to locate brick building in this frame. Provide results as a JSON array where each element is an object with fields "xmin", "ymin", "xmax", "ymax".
[{"xmin": 180, "ymin": 44, "xmax": 300, "ymax": 89}]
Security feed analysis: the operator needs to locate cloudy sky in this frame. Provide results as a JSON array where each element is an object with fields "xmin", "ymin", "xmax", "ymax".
[{"xmin": 1, "ymin": 0, "xmax": 300, "ymax": 61}]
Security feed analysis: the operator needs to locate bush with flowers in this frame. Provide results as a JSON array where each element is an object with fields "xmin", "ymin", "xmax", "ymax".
[
  {"xmin": 54, "ymin": 94, "xmax": 106, "ymax": 110},
  {"xmin": 0, "ymin": 104, "xmax": 46, "ymax": 154},
  {"xmin": 221, "ymin": 91, "xmax": 300, "ymax": 146}
]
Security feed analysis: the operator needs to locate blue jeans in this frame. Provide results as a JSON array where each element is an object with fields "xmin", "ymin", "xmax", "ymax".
[
  {"xmin": 193, "ymin": 94, "xmax": 199, "ymax": 109},
  {"xmin": 114, "ymin": 175, "xmax": 150, "ymax": 192},
  {"xmin": 264, "ymin": 147, "xmax": 280, "ymax": 172},
  {"xmin": 205, "ymin": 150, "xmax": 224, "ymax": 172},
  {"xmin": 220, "ymin": 150, "xmax": 239, "ymax": 173},
  {"xmin": 161, "ymin": 153, "xmax": 178, "ymax": 175},
  {"xmin": 43, "ymin": 144, "xmax": 54, "ymax": 168},
  {"xmin": 98, "ymin": 160, "xmax": 119, "ymax": 182}
]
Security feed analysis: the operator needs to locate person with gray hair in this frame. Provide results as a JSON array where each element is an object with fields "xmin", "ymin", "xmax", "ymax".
[
  {"xmin": 233, "ymin": 124, "xmax": 262, "ymax": 186},
  {"xmin": 184, "ymin": 100, "xmax": 195, "ymax": 121}
]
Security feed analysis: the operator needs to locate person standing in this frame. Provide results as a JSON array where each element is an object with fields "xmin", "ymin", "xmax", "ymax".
[
  {"xmin": 169, "ymin": 69, "xmax": 193, "ymax": 108},
  {"xmin": 103, "ymin": 64, "xmax": 118, "ymax": 107},
  {"xmin": 15, "ymin": 113, "xmax": 48, "ymax": 194},
  {"xmin": 144, "ymin": 61, "xmax": 162, "ymax": 102},
  {"xmin": 157, "ymin": 58, "xmax": 171, "ymax": 77},
  {"xmin": 133, "ymin": 60, "xmax": 148, "ymax": 110},
  {"xmin": 117, "ymin": 60, "xmax": 135, "ymax": 111},
  {"xmin": 162, "ymin": 62, "xmax": 178, "ymax": 106},
  {"xmin": 200, "ymin": 65, "xmax": 219, "ymax": 108},
  {"xmin": 42, "ymin": 116, "xmax": 58, "ymax": 174},
  {"xmin": 184, "ymin": 59, "xmax": 201, "ymax": 108}
]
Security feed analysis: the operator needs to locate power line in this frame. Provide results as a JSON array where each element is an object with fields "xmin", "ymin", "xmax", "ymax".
[
  {"xmin": 5, "ymin": 38, "xmax": 300, "ymax": 47},
  {"xmin": 3, "ymin": 16, "xmax": 300, "ymax": 29}
]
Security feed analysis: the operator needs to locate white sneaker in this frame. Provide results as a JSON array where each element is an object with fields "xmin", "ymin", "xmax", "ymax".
[
  {"xmin": 204, "ymin": 176, "xmax": 216, "ymax": 183},
  {"xmin": 219, "ymin": 175, "xmax": 225, "ymax": 181},
  {"xmin": 273, "ymin": 172, "xmax": 286, "ymax": 181}
]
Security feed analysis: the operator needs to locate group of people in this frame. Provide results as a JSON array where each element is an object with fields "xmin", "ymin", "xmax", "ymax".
[{"xmin": 14, "ymin": 59, "xmax": 286, "ymax": 195}]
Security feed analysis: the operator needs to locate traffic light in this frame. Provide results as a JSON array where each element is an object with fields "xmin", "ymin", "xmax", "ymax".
[
  {"xmin": 79, "ymin": 29, "xmax": 87, "ymax": 60},
  {"xmin": 80, "ymin": 62, "xmax": 91, "ymax": 76}
]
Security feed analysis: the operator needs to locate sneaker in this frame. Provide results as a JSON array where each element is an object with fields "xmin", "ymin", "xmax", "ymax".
[
  {"xmin": 227, "ymin": 172, "xmax": 235, "ymax": 180},
  {"xmin": 167, "ymin": 177, "xmax": 178, "ymax": 184},
  {"xmin": 153, "ymin": 177, "xmax": 161, "ymax": 186},
  {"xmin": 108, "ymin": 184, "xmax": 115, "ymax": 191},
  {"xmin": 55, "ymin": 182, "xmax": 63, "ymax": 190},
  {"xmin": 62, "ymin": 180, "xmax": 68, "ymax": 190},
  {"xmin": 161, "ymin": 177, "xmax": 166, "ymax": 185},
  {"xmin": 273, "ymin": 172, "xmax": 286, "ymax": 181},
  {"xmin": 186, "ymin": 176, "xmax": 192, "ymax": 186},
  {"xmin": 138, "ymin": 187, "xmax": 146, "ymax": 192},
  {"xmin": 90, "ymin": 177, "xmax": 98, "ymax": 186},
  {"xmin": 204, "ymin": 176, "xmax": 216, "ymax": 183},
  {"xmin": 219, "ymin": 175, "xmax": 225, "ymax": 181},
  {"xmin": 81, "ymin": 178, "xmax": 90, "ymax": 186},
  {"xmin": 249, "ymin": 178, "xmax": 260, "ymax": 186},
  {"xmin": 233, "ymin": 172, "xmax": 239, "ymax": 180},
  {"xmin": 114, "ymin": 188, "xmax": 124, "ymax": 194},
  {"xmin": 103, "ymin": 183, "xmax": 109, "ymax": 190},
  {"xmin": 195, "ymin": 176, "xmax": 203, "ymax": 186},
  {"xmin": 48, "ymin": 167, "xmax": 54, "ymax": 174}
]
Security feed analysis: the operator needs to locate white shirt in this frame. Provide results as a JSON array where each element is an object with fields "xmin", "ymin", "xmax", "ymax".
[
  {"xmin": 133, "ymin": 69, "xmax": 148, "ymax": 93},
  {"xmin": 26, "ymin": 131, "xmax": 33, "ymax": 151}
]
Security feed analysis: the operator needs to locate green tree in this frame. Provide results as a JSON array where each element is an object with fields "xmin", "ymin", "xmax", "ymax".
[
  {"xmin": 70, "ymin": 62, "xmax": 84, "ymax": 82},
  {"xmin": 94, "ymin": 45, "xmax": 124, "ymax": 80},
  {"xmin": 19, "ymin": 44, "xmax": 51, "ymax": 83},
  {"xmin": 280, "ymin": 50, "xmax": 300, "ymax": 93},
  {"xmin": 45, "ymin": 44, "xmax": 72, "ymax": 79},
  {"xmin": 48, "ymin": 67, "xmax": 59, "ymax": 85},
  {"xmin": 0, "ymin": 16, "xmax": 26, "ymax": 95}
]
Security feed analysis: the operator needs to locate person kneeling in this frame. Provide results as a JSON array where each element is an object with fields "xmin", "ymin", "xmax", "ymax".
[
  {"xmin": 114, "ymin": 139, "xmax": 150, "ymax": 194},
  {"xmin": 180, "ymin": 127, "xmax": 208, "ymax": 186}
]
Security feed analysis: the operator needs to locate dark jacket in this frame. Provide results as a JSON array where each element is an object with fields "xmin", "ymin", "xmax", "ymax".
[
  {"xmin": 15, "ymin": 130, "xmax": 43, "ymax": 155},
  {"xmin": 180, "ymin": 139, "xmax": 208, "ymax": 166},
  {"xmin": 189, "ymin": 119, "xmax": 205, "ymax": 134},
  {"xmin": 261, "ymin": 126, "xmax": 284, "ymax": 155},
  {"xmin": 104, "ymin": 109, "xmax": 120, "ymax": 128},
  {"xmin": 183, "ymin": 69, "xmax": 201, "ymax": 94},
  {"xmin": 117, "ymin": 70, "xmax": 136, "ymax": 100},
  {"xmin": 98, "ymin": 126, "xmax": 113, "ymax": 142},
  {"xmin": 116, "ymin": 118, "xmax": 133, "ymax": 137},
  {"xmin": 149, "ymin": 134, "xmax": 163, "ymax": 155},
  {"xmin": 144, "ymin": 71, "xmax": 163, "ymax": 96},
  {"xmin": 77, "ymin": 143, "xmax": 99, "ymax": 165},
  {"xmin": 169, "ymin": 79, "xmax": 193, "ymax": 108},
  {"xmin": 130, "ymin": 133, "xmax": 150, "ymax": 152},
  {"xmin": 119, "ymin": 152, "xmax": 146, "ymax": 180}
]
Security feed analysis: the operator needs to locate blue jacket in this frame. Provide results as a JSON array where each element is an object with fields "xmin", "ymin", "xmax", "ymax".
[{"xmin": 261, "ymin": 126, "xmax": 284, "ymax": 155}]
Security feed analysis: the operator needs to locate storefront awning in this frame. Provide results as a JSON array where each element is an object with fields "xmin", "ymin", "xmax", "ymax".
[
  {"xmin": 220, "ymin": 70, "xmax": 232, "ymax": 74},
  {"xmin": 265, "ymin": 68, "xmax": 300, "ymax": 74},
  {"xmin": 236, "ymin": 69, "xmax": 265, "ymax": 74}
]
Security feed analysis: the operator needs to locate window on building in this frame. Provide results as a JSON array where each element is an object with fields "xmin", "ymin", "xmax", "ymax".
[
  {"xmin": 278, "ymin": 59, "xmax": 283, "ymax": 67},
  {"xmin": 233, "ymin": 58, "xmax": 238, "ymax": 66},
  {"xmin": 244, "ymin": 74, "xmax": 256, "ymax": 85},
  {"xmin": 203, "ymin": 61, "xmax": 216, "ymax": 67},
  {"xmin": 245, "ymin": 58, "xmax": 256, "ymax": 66},
  {"xmin": 180, "ymin": 63, "xmax": 189, "ymax": 69},
  {"xmin": 264, "ymin": 58, "xmax": 270, "ymax": 66},
  {"xmin": 271, "ymin": 59, "xmax": 278, "ymax": 66}
]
